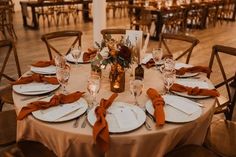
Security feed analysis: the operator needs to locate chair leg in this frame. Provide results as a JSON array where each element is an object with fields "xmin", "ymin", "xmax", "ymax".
[{"xmin": 0, "ymin": 98, "xmax": 4, "ymax": 111}]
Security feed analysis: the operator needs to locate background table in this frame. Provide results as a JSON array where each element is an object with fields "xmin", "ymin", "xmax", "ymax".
[{"xmin": 14, "ymin": 64, "xmax": 216, "ymax": 157}]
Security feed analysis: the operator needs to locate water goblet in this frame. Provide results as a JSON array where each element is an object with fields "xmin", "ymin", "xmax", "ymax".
[
  {"xmin": 152, "ymin": 48, "xmax": 163, "ymax": 66},
  {"xmin": 163, "ymin": 69, "xmax": 176, "ymax": 94},
  {"xmin": 70, "ymin": 46, "xmax": 82, "ymax": 66},
  {"xmin": 87, "ymin": 74, "xmax": 101, "ymax": 108},
  {"xmin": 130, "ymin": 79, "xmax": 144, "ymax": 106},
  {"xmin": 54, "ymin": 55, "xmax": 66, "ymax": 68},
  {"xmin": 164, "ymin": 57, "xmax": 175, "ymax": 71},
  {"xmin": 56, "ymin": 65, "xmax": 70, "ymax": 94}
]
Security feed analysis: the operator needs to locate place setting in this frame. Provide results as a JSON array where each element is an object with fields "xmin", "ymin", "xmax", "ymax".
[
  {"xmin": 65, "ymin": 46, "xmax": 97, "ymax": 64},
  {"xmin": 30, "ymin": 60, "xmax": 57, "ymax": 75}
]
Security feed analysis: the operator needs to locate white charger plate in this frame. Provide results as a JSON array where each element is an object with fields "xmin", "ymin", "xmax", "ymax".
[
  {"xmin": 146, "ymin": 95, "xmax": 202, "ymax": 123},
  {"xmin": 13, "ymin": 82, "xmax": 60, "ymax": 95},
  {"xmin": 65, "ymin": 53, "xmax": 90, "ymax": 64},
  {"xmin": 175, "ymin": 63, "xmax": 199, "ymax": 78},
  {"xmin": 30, "ymin": 65, "xmax": 56, "ymax": 75},
  {"xmin": 172, "ymin": 79, "xmax": 214, "ymax": 99},
  {"xmin": 32, "ymin": 98, "xmax": 88, "ymax": 122},
  {"xmin": 87, "ymin": 102, "xmax": 146, "ymax": 133}
]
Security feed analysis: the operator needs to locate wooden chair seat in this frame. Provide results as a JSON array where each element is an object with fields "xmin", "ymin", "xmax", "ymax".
[
  {"xmin": 0, "ymin": 110, "xmax": 16, "ymax": 146},
  {"xmin": 204, "ymin": 120, "xmax": 236, "ymax": 157},
  {"xmin": 2, "ymin": 141, "xmax": 57, "ymax": 157},
  {"xmin": 165, "ymin": 144, "xmax": 218, "ymax": 157}
]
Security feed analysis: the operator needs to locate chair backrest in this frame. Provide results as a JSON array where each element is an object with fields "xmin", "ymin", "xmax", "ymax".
[
  {"xmin": 208, "ymin": 45, "xmax": 236, "ymax": 120},
  {"xmin": 0, "ymin": 40, "xmax": 21, "ymax": 82},
  {"xmin": 41, "ymin": 30, "xmax": 83, "ymax": 60},
  {"xmin": 159, "ymin": 33, "xmax": 199, "ymax": 63},
  {"xmin": 101, "ymin": 28, "xmax": 127, "ymax": 39}
]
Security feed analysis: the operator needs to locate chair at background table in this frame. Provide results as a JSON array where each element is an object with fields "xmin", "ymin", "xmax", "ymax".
[
  {"xmin": 41, "ymin": 30, "xmax": 82, "ymax": 60},
  {"xmin": 130, "ymin": 8, "xmax": 153, "ymax": 34},
  {"xmin": 101, "ymin": 28, "xmax": 127, "ymax": 39},
  {"xmin": 0, "ymin": 5, "xmax": 17, "ymax": 40},
  {"xmin": 0, "ymin": 40, "xmax": 21, "ymax": 111},
  {"xmin": 158, "ymin": 33, "xmax": 200, "ymax": 64},
  {"xmin": 207, "ymin": 45, "xmax": 236, "ymax": 120},
  {"xmin": 162, "ymin": 6, "xmax": 186, "ymax": 33}
]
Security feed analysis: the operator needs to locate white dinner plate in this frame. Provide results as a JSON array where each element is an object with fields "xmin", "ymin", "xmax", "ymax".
[
  {"xmin": 175, "ymin": 63, "xmax": 199, "ymax": 78},
  {"xmin": 87, "ymin": 102, "xmax": 146, "ymax": 133},
  {"xmin": 65, "ymin": 53, "xmax": 90, "ymax": 64},
  {"xmin": 172, "ymin": 79, "xmax": 214, "ymax": 99},
  {"xmin": 32, "ymin": 97, "xmax": 88, "ymax": 122},
  {"xmin": 145, "ymin": 95, "xmax": 202, "ymax": 123},
  {"xmin": 30, "ymin": 65, "xmax": 56, "ymax": 75},
  {"xmin": 13, "ymin": 82, "xmax": 60, "ymax": 95}
]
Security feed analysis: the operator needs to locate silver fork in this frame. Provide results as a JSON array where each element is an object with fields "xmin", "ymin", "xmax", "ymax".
[{"xmin": 81, "ymin": 110, "xmax": 89, "ymax": 128}]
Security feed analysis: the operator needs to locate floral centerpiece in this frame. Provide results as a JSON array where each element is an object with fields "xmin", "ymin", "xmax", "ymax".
[{"xmin": 92, "ymin": 35, "xmax": 133, "ymax": 93}]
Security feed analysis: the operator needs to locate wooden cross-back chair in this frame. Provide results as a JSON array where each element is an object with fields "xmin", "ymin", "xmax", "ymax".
[
  {"xmin": 207, "ymin": 45, "xmax": 236, "ymax": 120},
  {"xmin": 41, "ymin": 30, "xmax": 83, "ymax": 60},
  {"xmin": 0, "ymin": 40, "xmax": 21, "ymax": 111},
  {"xmin": 0, "ymin": 5, "xmax": 17, "ymax": 40},
  {"xmin": 101, "ymin": 28, "xmax": 127, "ymax": 39},
  {"xmin": 159, "ymin": 33, "xmax": 200, "ymax": 64}
]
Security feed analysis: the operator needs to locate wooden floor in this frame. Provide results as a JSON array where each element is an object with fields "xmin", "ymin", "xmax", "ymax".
[{"xmin": 0, "ymin": 11, "xmax": 236, "ymax": 120}]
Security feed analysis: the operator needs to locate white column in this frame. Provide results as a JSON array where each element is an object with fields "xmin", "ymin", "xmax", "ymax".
[{"xmin": 93, "ymin": 0, "xmax": 106, "ymax": 46}]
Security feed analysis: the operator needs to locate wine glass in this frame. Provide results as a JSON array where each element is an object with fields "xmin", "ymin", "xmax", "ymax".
[
  {"xmin": 54, "ymin": 55, "xmax": 66, "ymax": 68},
  {"xmin": 56, "ymin": 65, "xmax": 70, "ymax": 94},
  {"xmin": 130, "ymin": 79, "xmax": 144, "ymax": 106},
  {"xmin": 164, "ymin": 57, "xmax": 175, "ymax": 71},
  {"xmin": 163, "ymin": 69, "xmax": 176, "ymax": 94},
  {"xmin": 70, "ymin": 46, "xmax": 82, "ymax": 66},
  {"xmin": 87, "ymin": 74, "xmax": 101, "ymax": 108},
  {"xmin": 152, "ymin": 48, "xmax": 163, "ymax": 66}
]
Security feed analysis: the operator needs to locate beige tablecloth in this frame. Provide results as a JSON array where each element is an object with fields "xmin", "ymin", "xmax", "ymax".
[{"xmin": 13, "ymin": 64, "xmax": 216, "ymax": 157}]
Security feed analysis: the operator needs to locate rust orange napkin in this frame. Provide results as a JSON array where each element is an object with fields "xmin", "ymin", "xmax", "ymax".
[
  {"xmin": 17, "ymin": 91, "xmax": 85, "ymax": 120},
  {"xmin": 93, "ymin": 93, "xmax": 118, "ymax": 153},
  {"xmin": 146, "ymin": 88, "xmax": 165, "ymax": 126},
  {"xmin": 170, "ymin": 83, "xmax": 220, "ymax": 97},
  {"xmin": 12, "ymin": 73, "xmax": 59, "ymax": 85},
  {"xmin": 142, "ymin": 58, "xmax": 155, "ymax": 69},
  {"xmin": 83, "ymin": 48, "xmax": 97, "ymax": 62},
  {"xmin": 31, "ymin": 60, "xmax": 55, "ymax": 67},
  {"xmin": 176, "ymin": 66, "xmax": 211, "ymax": 76}
]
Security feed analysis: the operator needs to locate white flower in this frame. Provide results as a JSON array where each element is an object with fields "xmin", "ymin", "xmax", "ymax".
[{"xmin": 99, "ymin": 47, "xmax": 109, "ymax": 58}]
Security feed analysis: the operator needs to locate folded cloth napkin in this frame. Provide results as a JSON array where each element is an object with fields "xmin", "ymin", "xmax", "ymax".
[
  {"xmin": 176, "ymin": 66, "xmax": 211, "ymax": 76},
  {"xmin": 12, "ymin": 73, "xmax": 59, "ymax": 85},
  {"xmin": 146, "ymin": 88, "xmax": 165, "ymax": 126},
  {"xmin": 142, "ymin": 58, "xmax": 155, "ymax": 69},
  {"xmin": 170, "ymin": 83, "xmax": 220, "ymax": 97},
  {"xmin": 17, "ymin": 91, "xmax": 85, "ymax": 120},
  {"xmin": 83, "ymin": 48, "xmax": 97, "ymax": 62},
  {"xmin": 93, "ymin": 93, "xmax": 118, "ymax": 153},
  {"xmin": 142, "ymin": 54, "xmax": 173, "ymax": 69},
  {"xmin": 31, "ymin": 60, "xmax": 55, "ymax": 67}
]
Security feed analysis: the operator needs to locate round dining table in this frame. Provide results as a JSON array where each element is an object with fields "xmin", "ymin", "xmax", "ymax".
[{"xmin": 13, "ymin": 64, "xmax": 216, "ymax": 157}]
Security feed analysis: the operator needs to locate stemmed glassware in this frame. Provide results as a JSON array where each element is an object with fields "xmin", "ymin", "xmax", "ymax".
[
  {"xmin": 54, "ymin": 55, "xmax": 66, "ymax": 68},
  {"xmin": 130, "ymin": 79, "xmax": 144, "ymax": 106},
  {"xmin": 56, "ymin": 65, "xmax": 70, "ymax": 94},
  {"xmin": 70, "ymin": 46, "xmax": 82, "ymax": 66},
  {"xmin": 87, "ymin": 74, "xmax": 101, "ymax": 108},
  {"xmin": 163, "ymin": 57, "xmax": 176, "ymax": 94},
  {"xmin": 152, "ymin": 48, "xmax": 163, "ymax": 66}
]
